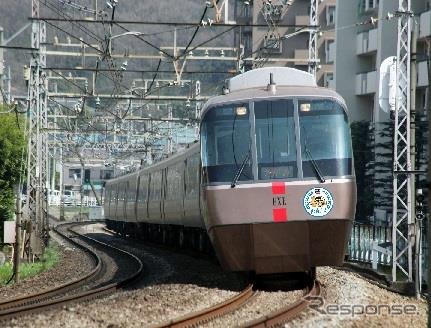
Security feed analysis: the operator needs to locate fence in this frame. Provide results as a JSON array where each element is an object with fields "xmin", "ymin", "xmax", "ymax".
[
  {"xmin": 348, "ymin": 222, "xmax": 392, "ymax": 266},
  {"xmin": 348, "ymin": 221, "xmax": 428, "ymax": 284},
  {"xmin": 48, "ymin": 192, "xmax": 100, "ymax": 207}
]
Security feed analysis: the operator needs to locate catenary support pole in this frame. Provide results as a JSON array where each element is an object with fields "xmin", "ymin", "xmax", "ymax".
[{"xmin": 392, "ymin": 0, "xmax": 414, "ymax": 284}]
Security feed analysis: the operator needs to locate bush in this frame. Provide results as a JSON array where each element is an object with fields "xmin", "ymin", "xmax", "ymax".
[{"xmin": 0, "ymin": 245, "xmax": 59, "ymax": 285}]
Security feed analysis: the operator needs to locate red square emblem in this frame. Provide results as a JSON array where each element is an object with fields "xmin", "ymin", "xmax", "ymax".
[
  {"xmin": 272, "ymin": 182, "xmax": 286, "ymax": 195},
  {"xmin": 273, "ymin": 208, "xmax": 287, "ymax": 222}
]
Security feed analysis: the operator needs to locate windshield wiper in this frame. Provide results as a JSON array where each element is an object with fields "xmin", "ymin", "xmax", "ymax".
[
  {"xmin": 231, "ymin": 152, "xmax": 250, "ymax": 188},
  {"xmin": 304, "ymin": 146, "xmax": 326, "ymax": 183}
]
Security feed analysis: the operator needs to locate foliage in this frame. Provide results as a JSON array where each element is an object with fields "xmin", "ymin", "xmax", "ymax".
[
  {"xmin": 0, "ymin": 110, "xmax": 26, "ymax": 242},
  {"xmin": 0, "ymin": 245, "xmax": 59, "ymax": 285},
  {"xmin": 351, "ymin": 121, "xmax": 375, "ymax": 222},
  {"xmin": 372, "ymin": 121, "xmax": 394, "ymax": 214}
]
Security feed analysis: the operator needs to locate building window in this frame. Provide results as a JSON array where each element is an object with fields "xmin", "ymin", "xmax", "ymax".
[
  {"xmin": 100, "ymin": 169, "xmax": 114, "ymax": 180},
  {"xmin": 358, "ymin": 0, "xmax": 379, "ymax": 13},
  {"xmin": 326, "ymin": 6, "xmax": 335, "ymax": 25},
  {"xmin": 68, "ymin": 168, "xmax": 81, "ymax": 179},
  {"xmin": 324, "ymin": 73, "xmax": 334, "ymax": 88},
  {"xmin": 325, "ymin": 40, "xmax": 335, "ymax": 63},
  {"xmin": 366, "ymin": 0, "xmax": 378, "ymax": 11}
]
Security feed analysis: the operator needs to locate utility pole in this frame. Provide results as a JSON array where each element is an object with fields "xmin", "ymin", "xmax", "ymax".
[
  {"xmin": 392, "ymin": 0, "xmax": 414, "ymax": 284},
  {"xmin": 13, "ymin": 194, "xmax": 22, "ymax": 283}
]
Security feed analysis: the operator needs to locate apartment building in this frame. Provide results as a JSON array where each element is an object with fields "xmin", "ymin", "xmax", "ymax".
[
  {"xmin": 335, "ymin": 0, "xmax": 430, "ymax": 123},
  {"xmin": 62, "ymin": 162, "xmax": 118, "ymax": 199},
  {"xmin": 233, "ymin": 0, "xmax": 337, "ymax": 87}
]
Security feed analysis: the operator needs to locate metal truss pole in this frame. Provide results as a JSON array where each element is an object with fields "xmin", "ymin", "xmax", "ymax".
[
  {"xmin": 25, "ymin": 0, "xmax": 48, "ymax": 257},
  {"xmin": 308, "ymin": 0, "xmax": 318, "ymax": 78},
  {"xmin": 392, "ymin": 0, "xmax": 414, "ymax": 283}
]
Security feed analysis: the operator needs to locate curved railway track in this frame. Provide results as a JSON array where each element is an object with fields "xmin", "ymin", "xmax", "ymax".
[
  {"xmin": 241, "ymin": 280, "xmax": 321, "ymax": 328},
  {"xmin": 0, "ymin": 222, "xmax": 144, "ymax": 321},
  {"xmin": 152, "ymin": 284, "xmax": 256, "ymax": 328},
  {"xmin": 152, "ymin": 280, "xmax": 320, "ymax": 328}
]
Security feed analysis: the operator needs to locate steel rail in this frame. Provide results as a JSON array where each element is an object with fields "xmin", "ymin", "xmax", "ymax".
[
  {"xmin": 0, "ymin": 223, "xmax": 102, "ymax": 311},
  {"xmin": 0, "ymin": 222, "xmax": 144, "ymax": 321},
  {"xmin": 241, "ymin": 280, "xmax": 321, "ymax": 328},
  {"xmin": 152, "ymin": 284, "xmax": 256, "ymax": 328}
]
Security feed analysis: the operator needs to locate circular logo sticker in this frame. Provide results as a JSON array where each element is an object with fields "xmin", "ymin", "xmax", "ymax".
[{"xmin": 303, "ymin": 187, "xmax": 334, "ymax": 217}]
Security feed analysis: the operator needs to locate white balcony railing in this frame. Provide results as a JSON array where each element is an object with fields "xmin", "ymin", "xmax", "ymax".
[
  {"xmin": 356, "ymin": 71, "xmax": 377, "ymax": 95},
  {"xmin": 356, "ymin": 29, "xmax": 378, "ymax": 55},
  {"xmin": 420, "ymin": 11, "xmax": 431, "ymax": 39}
]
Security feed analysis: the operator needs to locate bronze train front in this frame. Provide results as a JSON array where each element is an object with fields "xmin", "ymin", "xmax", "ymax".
[{"xmin": 199, "ymin": 68, "xmax": 357, "ymax": 274}]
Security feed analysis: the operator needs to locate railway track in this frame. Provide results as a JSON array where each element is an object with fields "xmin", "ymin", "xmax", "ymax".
[
  {"xmin": 152, "ymin": 279, "xmax": 320, "ymax": 328},
  {"xmin": 152, "ymin": 284, "xmax": 256, "ymax": 328},
  {"xmin": 241, "ymin": 280, "xmax": 321, "ymax": 328},
  {"xmin": 0, "ymin": 222, "xmax": 143, "ymax": 321}
]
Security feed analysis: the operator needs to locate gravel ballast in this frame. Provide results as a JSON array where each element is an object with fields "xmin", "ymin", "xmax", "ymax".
[
  {"xmin": 0, "ymin": 242, "xmax": 94, "ymax": 301},
  {"xmin": 2, "ymin": 224, "xmax": 428, "ymax": 328},
  {"xmin": 286, "ymin": 267, "xmax": 427, "ymax": 328}
]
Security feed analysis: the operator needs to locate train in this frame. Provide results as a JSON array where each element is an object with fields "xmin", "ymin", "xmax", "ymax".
[{"xmin": 104, "ymin": 67, "xmax": 357, "ymax": 276}]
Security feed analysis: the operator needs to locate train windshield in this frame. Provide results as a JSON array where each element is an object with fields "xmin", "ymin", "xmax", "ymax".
[
  {"xmin": 299, "ymin": 100, "xmax": 352, "ymax": 178},
  {"xmin": 255, "ymin": 100, "xmax": 297, "ymax": 180},
  {"xmin": 201, "ymin": 104, "xmax": 252, "ymax": 183}
]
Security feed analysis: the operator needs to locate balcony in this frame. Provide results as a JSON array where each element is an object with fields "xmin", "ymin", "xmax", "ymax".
[
  {"xmin": 419, "ymin": 11, "xmax": 431, "ymax": 39},
  {"xmin": 294, "ymin": 49, "xmax": 309, "ymax": 66},
  {"xmin": 356, "ymin": 71, "xmax": 377, "ymax": 95},
  {"xmin": 356, "ymin": 29, "xmax": 378, "ymax": 55},
  {"xmin": 417, "ymin": 61, "xmax": 429, "ymax": 88}
]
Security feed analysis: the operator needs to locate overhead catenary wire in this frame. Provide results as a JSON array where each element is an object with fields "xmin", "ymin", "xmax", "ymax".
[
  {"xmin": 43, "ymin": 67, "xmax": 235, "ymax": 74},
  {"xmin": 42, "ymin": 0, "xmax": 104, "ymax": 42},
  {"xmin": 32, "ymin": 17, "xmax": 315, "ymax": 28}
]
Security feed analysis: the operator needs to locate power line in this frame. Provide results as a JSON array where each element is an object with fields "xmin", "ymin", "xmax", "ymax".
[
  {"xmin": 32, "ymin": 17, "xmax": 314, "ymax": 28},
  {"xmin": 44, "ymin": 67, "xmax": 236, "ymax": 74},
  {"xmin": 42, "ymin": 0, "xmax": 103, "ymax": 42}
]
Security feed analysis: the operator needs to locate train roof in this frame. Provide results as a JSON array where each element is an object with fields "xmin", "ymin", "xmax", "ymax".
[
  {"xmin": 105, "ymin": 142, "xmax": 200, "ymax": 186},
  {"xmin": 228, "ymin": 67, "xmax": 316, "ymax": 91},
  {"xmin": 200, "ymin": 67, "xmax": 347, "ymax": 117}
]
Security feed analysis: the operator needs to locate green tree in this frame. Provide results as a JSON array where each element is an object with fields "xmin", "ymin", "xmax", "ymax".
[
  {"xmin": 351, "ymin": 121, "xmax": 375, "ymax": 222},
  {"xmin": 0, "ymin": 110, "xmax": 26, "ymax": 242}
]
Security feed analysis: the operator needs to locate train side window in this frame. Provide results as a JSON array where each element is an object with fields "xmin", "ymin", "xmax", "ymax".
[
  {"xmin": 166, "ymin": 164, "xmax": 182, "ymax": 201},
  {"xmin": 185, "ymin": 153, "xmax": 199, "ymax": 197},
  {"xmin": 255, "ymin": 100, "xmax": 297, "ymax": 180},
  {"xmin": 139, "ymin": 174, "xmax": 149, "ymax": 203},
  {"xmin": 150, "ymin": 171, "xmax": 162, "ymax": 201}
]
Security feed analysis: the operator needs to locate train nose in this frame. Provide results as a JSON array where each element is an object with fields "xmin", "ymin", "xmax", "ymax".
[
  {"xmin": 209, "ymin": 219, "xmax": 352, "ymax": 274},
  {"xmin": 203, "ymin": 181, "xmax": 356, "ymax": 274}
]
